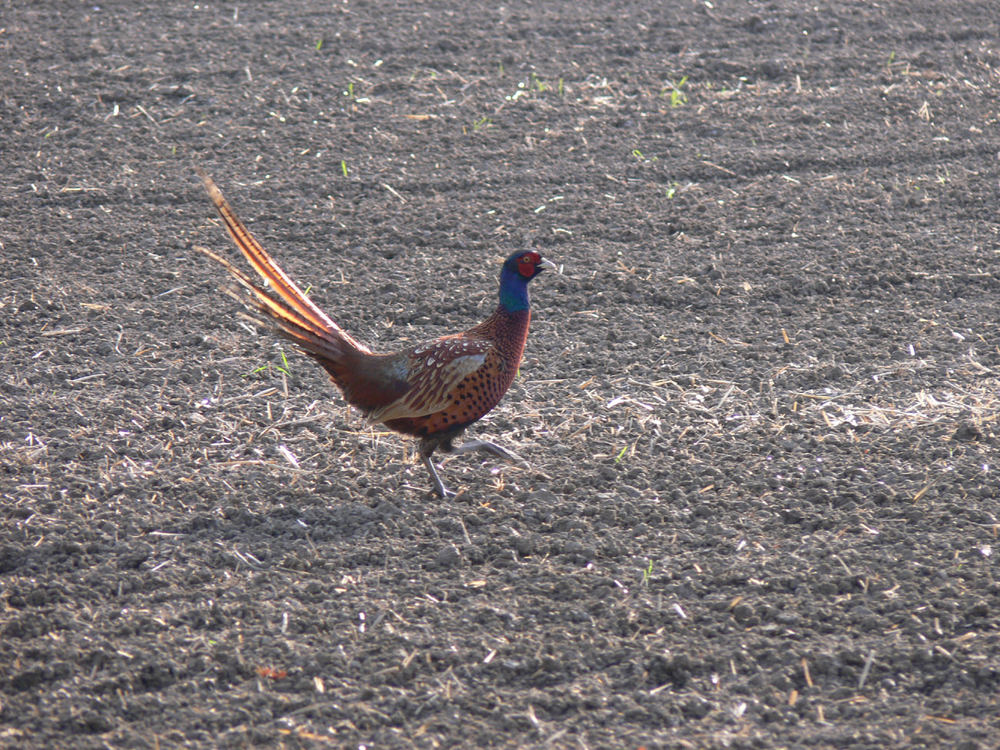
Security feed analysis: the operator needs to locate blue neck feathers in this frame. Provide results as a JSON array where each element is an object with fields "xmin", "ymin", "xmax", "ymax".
[{"xmin": 498, "ymin": 265, "xmax": 531, "ymax": 312}]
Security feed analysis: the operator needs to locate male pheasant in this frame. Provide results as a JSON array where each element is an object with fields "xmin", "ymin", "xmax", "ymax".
[{"xmin": 195, "ymin": 170, "xmax": 554, "ymax": 496}]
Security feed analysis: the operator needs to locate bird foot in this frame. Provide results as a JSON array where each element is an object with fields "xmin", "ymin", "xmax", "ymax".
[
  {"xmin": 452, "ymin": 440, "xmax": 528, "ymax": 467},
  {"xmin": 422, "ymin": 454, "xmax": 456, "ymax": 498}
]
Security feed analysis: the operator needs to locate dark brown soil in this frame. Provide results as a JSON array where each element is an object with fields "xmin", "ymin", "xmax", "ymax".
[{"xmin": 3, "ymin": 1, "xmax": 1000, "ymax": 747}]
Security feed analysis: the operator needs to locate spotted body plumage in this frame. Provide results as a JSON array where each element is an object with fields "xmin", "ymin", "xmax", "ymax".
[
  {"xmin": 196, "ymin": 170, "xmax": 554, "ymax": 496},
  {"xmin": 383, "ymin": 309, "xmax": 530, "ymax": 438}
]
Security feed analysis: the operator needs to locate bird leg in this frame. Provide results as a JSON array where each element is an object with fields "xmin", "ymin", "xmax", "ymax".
[
  {"xmin": 418, "ymin": 436, "xmax": 527, "ymax": 497},
  {"xmin": 418, "ymin": 438, "xmax": 455, "ymax": 498},
  {"xmin": 421, "ymin": 453, "xmax": 454, "ymax": 498}
]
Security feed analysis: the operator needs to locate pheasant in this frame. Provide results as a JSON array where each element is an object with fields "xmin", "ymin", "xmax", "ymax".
[{"xmin": 195, "ymin": 170, "xmax": 554, "ymax": 497}]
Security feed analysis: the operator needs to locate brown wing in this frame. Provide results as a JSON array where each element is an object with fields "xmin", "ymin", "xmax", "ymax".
[{"xmin": 366, "ymin": 336, "xmax": 493, "ymax": 424}]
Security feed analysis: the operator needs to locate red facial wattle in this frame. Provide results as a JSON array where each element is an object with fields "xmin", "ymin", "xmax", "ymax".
[{"xmin": 517, "ymin": 252, "xmax": 541, "ymax": 277}]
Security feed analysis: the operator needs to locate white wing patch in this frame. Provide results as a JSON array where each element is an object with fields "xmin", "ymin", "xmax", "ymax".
[{"xmin": 367, "ymin": 337, "xmax": 491, "ymax": 423}]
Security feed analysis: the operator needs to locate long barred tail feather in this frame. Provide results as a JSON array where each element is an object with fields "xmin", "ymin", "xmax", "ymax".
[{"xmin": 195, "ymin": 169, "xmax": 372, "ymax": 361}]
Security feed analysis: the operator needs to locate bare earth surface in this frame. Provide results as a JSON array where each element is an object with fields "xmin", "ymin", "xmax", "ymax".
[{"xmin": 3, "ymin": 1, "xmax": 1000, "ymax": 747}]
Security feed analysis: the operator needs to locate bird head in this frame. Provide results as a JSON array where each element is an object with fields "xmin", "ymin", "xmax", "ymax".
[
  {"xmin": 498, "ymin": 251, "xmax": 556, "ymax": 312},
  {"xmin": 504, "ymin": 250, "xmax": 557, "ymax": 281}
]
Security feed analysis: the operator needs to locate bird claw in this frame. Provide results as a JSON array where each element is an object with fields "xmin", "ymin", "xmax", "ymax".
[
  {"xmin": 429, "ymin": 477, "xmax": 456, "ymax": 498},
  {"xmin": 501, "ymin": 453, "xmax": 531, "ymax": 470}
]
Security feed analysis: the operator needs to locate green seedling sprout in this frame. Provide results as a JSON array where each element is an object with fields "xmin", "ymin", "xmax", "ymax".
[
  {"xmin": 663, "ymin": 75, "xmax": 688, "ymax": 107},
  {"xmin": 642, "ymin": 559, "xmax": 654, "ymax": 585},
  {"xmin": 244, "ymin": 349, "xmax": 291, "ymax": 378},
  {"xmin": 277, "ymin": 349, "xmax": 291, "ymax": 376}
]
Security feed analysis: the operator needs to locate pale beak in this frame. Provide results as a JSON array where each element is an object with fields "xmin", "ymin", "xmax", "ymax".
[{"xmin": 539, "ymin": 258, "xmax": 560, "ymax": 274}]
